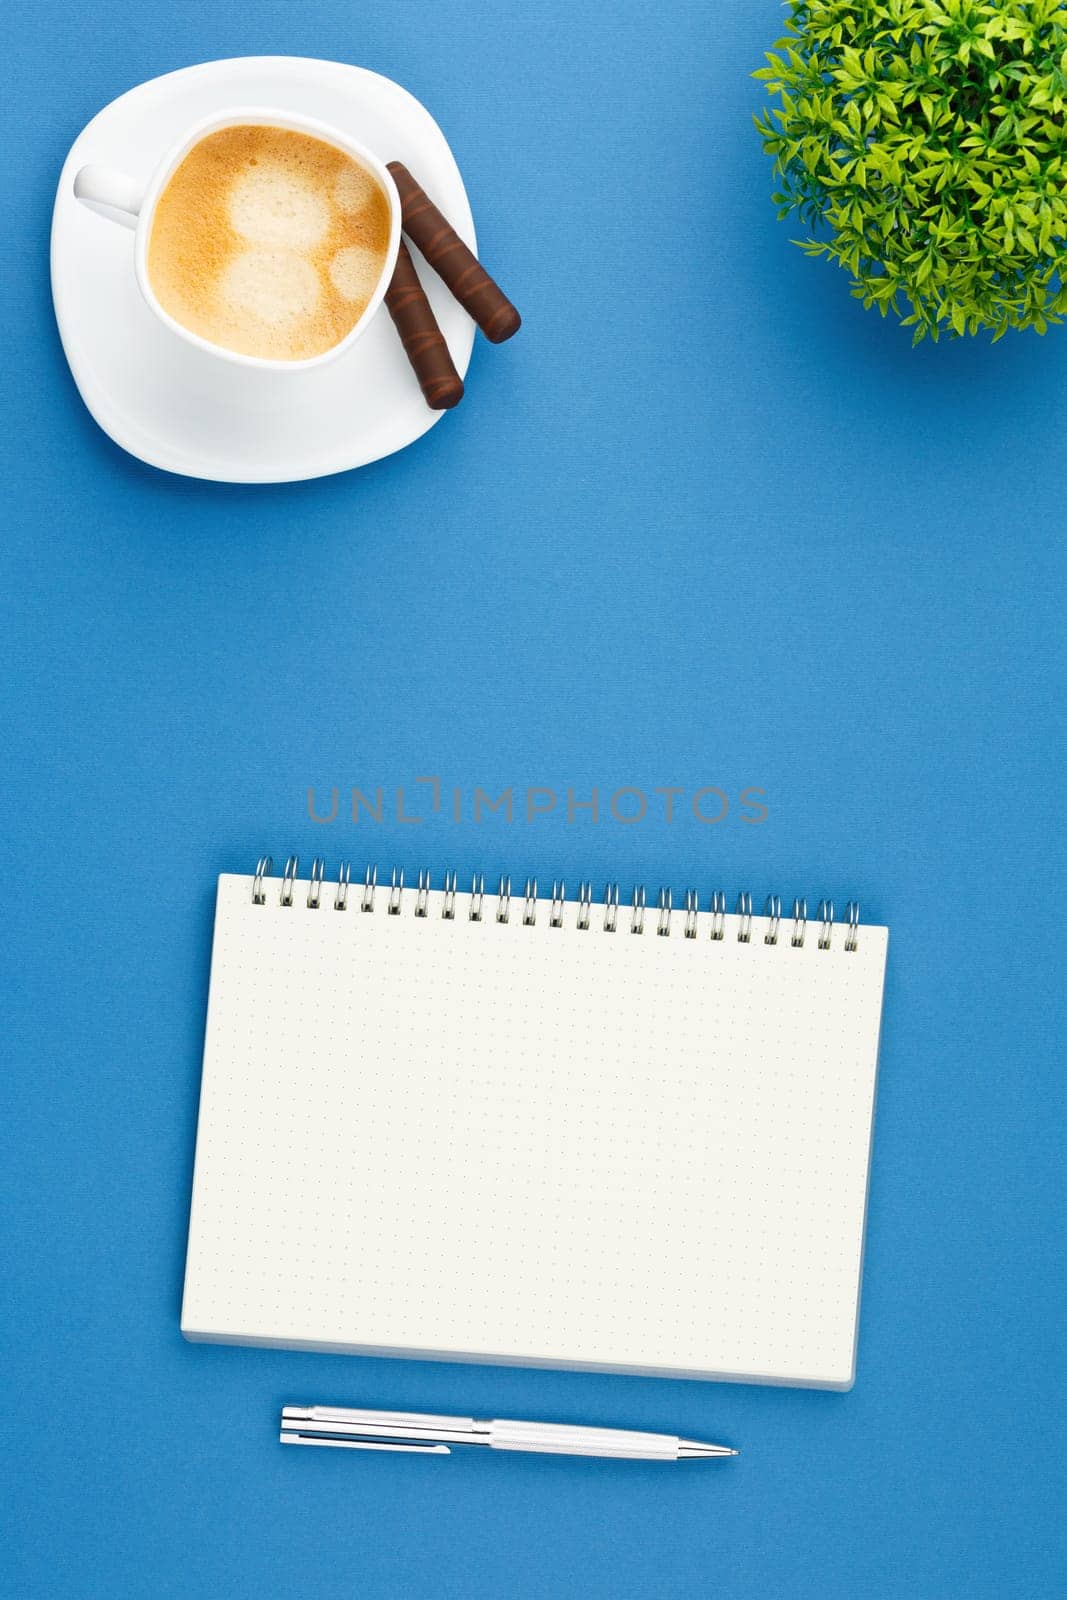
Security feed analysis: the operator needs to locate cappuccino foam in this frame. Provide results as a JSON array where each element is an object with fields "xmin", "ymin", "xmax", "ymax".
[{"xmin": 147, "ymin": 125, "xmax": 392, "ymax": 361}]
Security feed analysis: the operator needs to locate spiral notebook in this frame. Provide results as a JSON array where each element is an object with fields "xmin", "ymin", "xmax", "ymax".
[{"xmin": 181, "ymin": 860, "xmax": 889, "ymax": 1388}]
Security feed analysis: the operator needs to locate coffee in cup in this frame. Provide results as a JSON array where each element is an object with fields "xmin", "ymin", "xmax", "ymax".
[{"xmin": 146, "ymin": 124, "xmax": 393, "ymax": 362}]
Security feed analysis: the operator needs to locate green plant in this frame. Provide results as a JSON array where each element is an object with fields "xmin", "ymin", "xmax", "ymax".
[{"xmin": 754, "ymin": 0, "xmax": 1067, "ymax": 341}]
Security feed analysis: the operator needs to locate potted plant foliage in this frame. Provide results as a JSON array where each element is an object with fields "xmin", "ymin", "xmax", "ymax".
[{"xmin": 755, "ymin": 0, "xmax": 1067, "ymax": 340}]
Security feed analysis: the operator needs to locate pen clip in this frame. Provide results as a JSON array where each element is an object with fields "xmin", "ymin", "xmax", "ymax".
[{"xmin": 280, "ymin": 1429, "xmax": 450, "ymax": 1455}]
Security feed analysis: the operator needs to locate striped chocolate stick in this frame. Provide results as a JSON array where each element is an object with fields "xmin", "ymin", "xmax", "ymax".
[
  {"xmin": 387, "ymin": 161, "xmax": 521, "ymax": 343},
  {"xmin": 384, "ymin": 240, "xmax": 464, "ymax": 410}
]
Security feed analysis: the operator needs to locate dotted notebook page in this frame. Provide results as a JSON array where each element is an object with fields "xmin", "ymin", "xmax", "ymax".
[{"xmin": 181, "ymin": 874, "xmax": 889, "ymax": 1387}]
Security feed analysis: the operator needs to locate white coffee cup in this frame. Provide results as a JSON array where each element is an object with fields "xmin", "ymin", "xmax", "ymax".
[{"xmin": 73, "ymin": 106, "xmax": 402, "ymax": 373}]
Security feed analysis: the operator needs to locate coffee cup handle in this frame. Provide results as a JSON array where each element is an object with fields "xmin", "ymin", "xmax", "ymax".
[{"xmin": 73, "ymin": 165, "xmax": 144, "ymax": 231}]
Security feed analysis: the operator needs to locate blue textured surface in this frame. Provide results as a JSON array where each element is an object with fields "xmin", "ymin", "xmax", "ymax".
[{"xmin": 3, "ymin": 4, "xmax": 1065, "ymax": 1596}]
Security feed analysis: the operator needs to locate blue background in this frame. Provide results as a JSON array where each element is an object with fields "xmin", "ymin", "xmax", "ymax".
[{"xmin": 3, "ymin": 2, "xmax": 1064, "ymax": 1596}]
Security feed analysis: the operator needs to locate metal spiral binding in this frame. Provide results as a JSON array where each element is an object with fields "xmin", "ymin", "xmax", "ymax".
[
  {"xmin": 442, "ymin": 871, "xmax": 457, "ymax": 920},
  {"xmin": 280, "ymin": 856, "xmax": 299, "ymax": 906},
  {"xmin": 249, "ymin": 861, "xmax": 859, "ymax": 949},
  {"xmin": 252, "ymin": 856, "xmax": 273, "ymax": 905},
  {"xmin": 844, "ymin": 900, "xmax": 860, "ymax": 952}
]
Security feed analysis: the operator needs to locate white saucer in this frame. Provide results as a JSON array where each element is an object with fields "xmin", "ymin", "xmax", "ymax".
[{"xmin": 51, "ymin": 57, "xmax": 477, "ymax": 482}]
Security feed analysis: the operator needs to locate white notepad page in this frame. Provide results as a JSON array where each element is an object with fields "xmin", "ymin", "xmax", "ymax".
[{"xmin": 182, "ymin": 872, "xmax": 888, "ymax": 1388}]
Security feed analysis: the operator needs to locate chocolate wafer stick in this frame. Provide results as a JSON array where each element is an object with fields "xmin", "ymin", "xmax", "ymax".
[
  {"xmin": 388, "ymin": 161, "xmax": 521, "ymax": 343},
  {"xmin": 384, "ymin": 239, "xmax": 464, "ymax": 410}
]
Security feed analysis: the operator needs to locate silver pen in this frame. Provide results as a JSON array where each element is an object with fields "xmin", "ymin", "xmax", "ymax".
[{"xmin": 281, "ymin": 1405, "xmax": 738, "ymax": 1461}]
